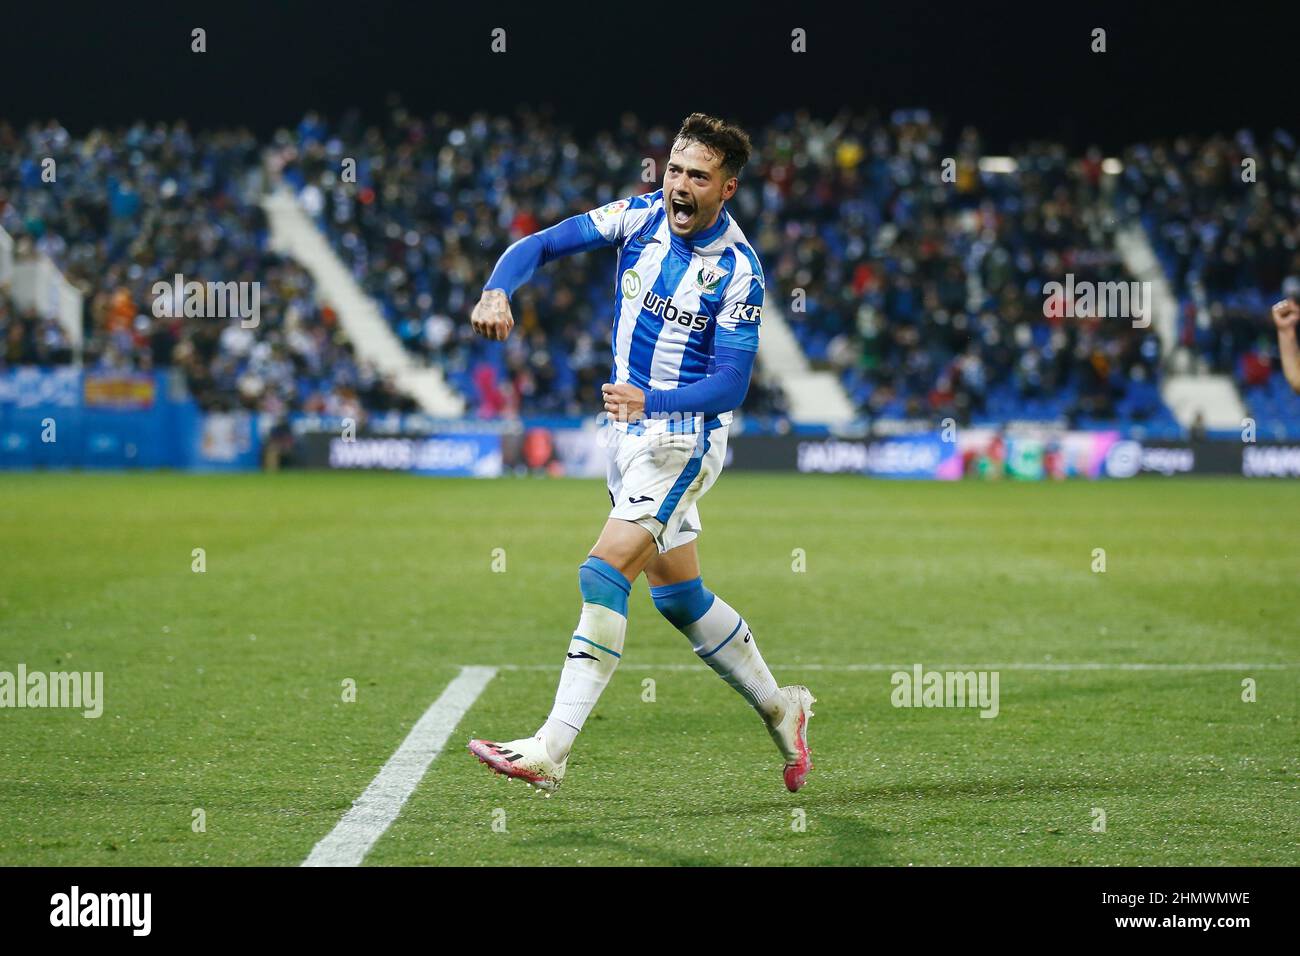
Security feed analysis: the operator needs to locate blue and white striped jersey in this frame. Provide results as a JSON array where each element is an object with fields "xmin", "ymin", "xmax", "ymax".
[{"xmin": 585, "ymin": 189, "xmax": 765, "ymax": 432}]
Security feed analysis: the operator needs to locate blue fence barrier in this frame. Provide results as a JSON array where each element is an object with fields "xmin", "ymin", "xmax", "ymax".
[{"xmin": 1, "ymin": 368, "xmax": 260, "ymax": 470}]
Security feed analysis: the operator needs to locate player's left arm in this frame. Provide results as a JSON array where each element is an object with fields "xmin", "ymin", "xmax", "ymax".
[{"xmin": 603, "ymin": 262, "xmax": 763, "ymax": 420}]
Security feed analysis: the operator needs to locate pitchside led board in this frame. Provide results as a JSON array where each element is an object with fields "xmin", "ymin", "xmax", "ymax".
[
  {"xmin": 0, "ymin": 367, "xmax": 259, "ymax": 470},
  {"xmin": 4, "ymin": 367, "xmax": 1297, "ymax": 479},
  {"xmin": 725, "ymin": 430, "xmax": 1268, "ymax": 479}
]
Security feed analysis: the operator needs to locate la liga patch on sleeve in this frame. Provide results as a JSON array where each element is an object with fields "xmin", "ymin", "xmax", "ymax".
[{"xmin": 589, "ymin": 199, "xmax": 629, "ymax": 228}]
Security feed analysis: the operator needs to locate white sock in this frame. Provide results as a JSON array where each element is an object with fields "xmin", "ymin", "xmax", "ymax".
[
  {"xmin": 538, "ymin": 716, "xmax": 579, "ymax": 760},
  {"xmin": 539, "ymin": 603, "xmax": 626, "ymax": 762},
  {"xmin": 682, "ymin": 594, "xmax": 783, "ymax": 723}
]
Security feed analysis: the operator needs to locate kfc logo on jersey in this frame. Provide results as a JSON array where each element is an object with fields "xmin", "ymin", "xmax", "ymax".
[{"xmin": 729, "ymin": 303, "xmax": 762, "ymax": 322}]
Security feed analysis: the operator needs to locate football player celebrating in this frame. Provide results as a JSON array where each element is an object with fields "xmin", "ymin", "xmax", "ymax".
[{"xmin": 466, "ymin": 114, "xmax": 815, "ymax": 794}]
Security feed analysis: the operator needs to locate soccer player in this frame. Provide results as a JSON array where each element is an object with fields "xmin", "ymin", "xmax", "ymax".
[
  {"xmin": 466, "ymin": 114, "xmax": 815, "ymax": 794},
  {"xmin": 1272, "ymin": 298, "xmax": 1300, "ymax": 394}
]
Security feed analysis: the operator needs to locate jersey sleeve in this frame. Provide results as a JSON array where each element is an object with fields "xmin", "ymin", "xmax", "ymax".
[
  {"xmin": 644, "ymin": 345, "xmax": 755, "ymax": 417},
  {"xmin": 714, "ymin": 246, "xmax": 765, "ymax": 353},
  {"xmin": 584, "ymin": 189, "xmax": 662, "ymax": 245},
  {"xmin": 483, "ymin": 215, "xmax": 606, "ymax": 297}
]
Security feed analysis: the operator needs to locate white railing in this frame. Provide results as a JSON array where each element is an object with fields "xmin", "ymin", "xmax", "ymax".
[{"xmin": 0, "ymin": 225, "xmax": 84, "ymax": 364}]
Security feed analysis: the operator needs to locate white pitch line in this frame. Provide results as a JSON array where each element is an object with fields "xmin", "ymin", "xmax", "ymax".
[
  {"xmin": 303, "ymin": 665, "xmax": 497, "ymax": 867},
  {"xmin": 493, "ymin": 662, "xmax": 1297, "ymax": 672}
]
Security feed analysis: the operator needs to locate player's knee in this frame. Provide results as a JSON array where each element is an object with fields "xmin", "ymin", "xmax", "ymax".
[
  {"xmin": 650, "ymin": 577, "xmax": 715, "ymax": 629},
  {"xmin": 578, "ymin": 557, "xmax": 631, "ymax": 616}
]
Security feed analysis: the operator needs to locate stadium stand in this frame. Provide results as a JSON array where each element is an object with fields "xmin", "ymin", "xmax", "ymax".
[
  {"xmin": 1117, "ymin": 130, "xmax": 1300, "ymax": 437},
  {"xmin": 753, "ymin": 110, "xmax": 1177, "ymax": 432},
  {"xmin": 275, "ymin": 106, "xmax": 792, "ymax": 423},
  {"xmin": 5, "ymin": 109, "xmax": 1295, "ymax": 436},
  {"xmin": 0, "ymin": 120, "xmax": 416, "ymax": 419}
]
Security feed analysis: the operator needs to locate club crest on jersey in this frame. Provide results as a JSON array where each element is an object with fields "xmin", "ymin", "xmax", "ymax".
[
  {"xmin": 693, "ymin": 261, "xmax": 729, "ymax": 294},
  {"xmin": 621, "ymin": 269, "xmax": 642, "ymax": 299}
]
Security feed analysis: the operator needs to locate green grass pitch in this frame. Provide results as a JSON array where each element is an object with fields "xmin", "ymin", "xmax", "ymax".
[{"xmin": 1, "ymin": 472, "xmax": 1296, "ymax": 866}]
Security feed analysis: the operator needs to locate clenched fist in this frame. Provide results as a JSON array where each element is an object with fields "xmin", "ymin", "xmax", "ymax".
[
  {"xmin": 471, "ymin": 289, "xmax": 514, "ymax": 341},
  {"xmin": 1272, "ymin": 299, "xmax": 1299, "ymax": 333},
  {"xmin": 602, "ymin": 382, "xmax": 646, "ymax": 423}
]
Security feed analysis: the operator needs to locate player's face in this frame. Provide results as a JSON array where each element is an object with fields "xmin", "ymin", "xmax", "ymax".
[{"xmin": 664, "ymin": 140, "xmax": 737, "ymax": 238}]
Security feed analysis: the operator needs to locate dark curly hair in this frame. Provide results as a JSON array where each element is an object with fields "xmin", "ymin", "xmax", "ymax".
[{"xmin": 673, "ymin": 113, "xmax": 753, "ymax": 180}]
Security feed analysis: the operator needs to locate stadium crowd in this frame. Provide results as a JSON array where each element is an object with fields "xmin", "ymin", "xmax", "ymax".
[
  {"xmin": 279, "ymin": 104, "xmax": 1171, "ymax": 428},
  {"xmin": 1118, "ymin": 130, "xmax": 1300, "ymax": 430},
  {"xmin": 0, "ymin": 119, "xmax": 415, "ymax": 419},
  {"xmin": 4, "ymin": 108, "xmax": 1294, "ymax": 433},
  {"xmin": 752, "ymin": 111, "xmax": 1169, "ymax": 429},
  {"xmin": 274, "ymin": 106, "xmax": 789, "ymax": 422}
]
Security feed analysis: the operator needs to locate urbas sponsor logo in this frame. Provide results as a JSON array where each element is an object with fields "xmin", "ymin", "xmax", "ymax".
[{"xmin": 642, "ymin": 290, "xmax": 710, "ymax": 332}]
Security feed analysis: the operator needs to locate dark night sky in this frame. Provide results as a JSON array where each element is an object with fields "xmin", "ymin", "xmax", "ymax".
[{"xmin": 2, "ymin": 1, "xmax": 1296, "ymax": 151}]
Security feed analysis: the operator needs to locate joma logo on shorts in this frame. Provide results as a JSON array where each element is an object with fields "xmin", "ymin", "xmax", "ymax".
[{"xmin": 643, "ymin": 290, "xmax": 709, "ymax": 332}]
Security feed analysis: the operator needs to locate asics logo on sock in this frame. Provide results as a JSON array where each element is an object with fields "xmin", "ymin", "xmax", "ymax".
[
  {"xmin": 566, "ymin": 651, "xmax": 599, "ymax": 661},
  {"xmin": 628, "ymin": 495, "xmax": 654, "ymax": 504}
]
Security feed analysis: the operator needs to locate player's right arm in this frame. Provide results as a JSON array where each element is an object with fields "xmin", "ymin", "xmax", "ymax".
[
  {"xmin": 470, "ymin": 194, "xmax": 658, "ymax": 341},
  {"xmin": 1272, "ymin": 299, "xmax": 1300, "ymax": 394},
  {"xmin": 470, "ymin": 216, "xmax": 606, "ymax": 341}
]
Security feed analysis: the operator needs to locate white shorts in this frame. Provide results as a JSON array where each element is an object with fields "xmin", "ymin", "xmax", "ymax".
[{"xmin": 604, "ymin": 424, "xmax": 729, "ymax": 554}]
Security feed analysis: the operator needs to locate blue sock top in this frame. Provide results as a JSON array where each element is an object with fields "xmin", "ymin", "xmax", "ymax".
[
  {"xmin": 579, "ymin": 556, "xmax": 631, "ymax": 616},
  {"xmin": 649, "ymin": 576, "xmax": 715, "ymax": 629}
]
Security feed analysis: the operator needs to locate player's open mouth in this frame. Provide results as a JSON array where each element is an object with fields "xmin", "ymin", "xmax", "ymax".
[{"xmin": 671, "ymin": 197, "xmax": 694, "ymax": 225}]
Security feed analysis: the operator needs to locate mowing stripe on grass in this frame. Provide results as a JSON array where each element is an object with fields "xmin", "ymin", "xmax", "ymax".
[
  {"xmin": 493, "ymin": 662, "xmax": 1297, "ymax": 672},
  {"xmin": 303, "ymin": 665, "xmax": 497, "ymax": 867}
]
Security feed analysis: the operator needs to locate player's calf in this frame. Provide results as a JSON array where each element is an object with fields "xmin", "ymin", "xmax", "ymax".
[
  {"xmin": 469, "ymin": 556, "xmax": 632, "ymax": 792},
  {"xmin": 650, "ymin": 577, "xmax": 783, "ymax": 723},
  {"xmin": 535, "ymin": 556, "xmax": 631, "ymax": 763},
  {"xmin": 651, "ymin": 577, "xmax": 815, "ymax": 788}
]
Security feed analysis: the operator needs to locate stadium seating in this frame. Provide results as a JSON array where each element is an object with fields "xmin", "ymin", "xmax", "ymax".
[
  {"xmin": 1117, "ymin": 131, "xmax": 1300, "ymax": 437},
  {"xmin": 6, "ymin": 111, "xmax": 1295, "ymax": 436},
  {"xmin": 0, "ymin": 120, "xmax": 416, "ymax": 419}
]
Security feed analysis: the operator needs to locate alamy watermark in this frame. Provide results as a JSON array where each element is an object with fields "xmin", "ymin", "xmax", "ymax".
[
  {"xmin": 0, "ymin": 665, "xmax": 103, "ymax": 718},
  {"xmin": 152, "ymin": 273, "xmax": 260, "ymax": 328},
  {"xmin": 890, "ymin": 664, "xmax": 999, "ymax": 718},
  {"xmin": 50, "ymin": 886, "xmax": 150, "ymax": 936},
  {"xmin": 1043, "ymin": 273, "xmax": 1150, "ymax": 328}
]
